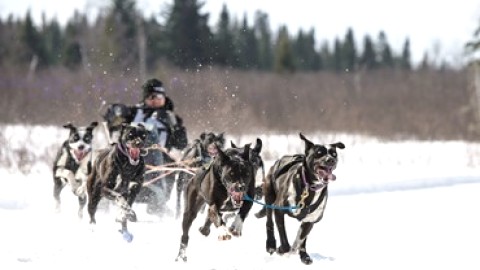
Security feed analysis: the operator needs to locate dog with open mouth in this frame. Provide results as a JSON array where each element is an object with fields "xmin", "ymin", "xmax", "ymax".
[
  {"xmin": 174, "ymin": 131, "xmax": 226, "ymax": 219},
  {"xmin": 197, "ymin": 138, "xmax": 264, "ymax": 236},
  {"xmin": 258, "ymin": 133, "xmax": 345, "ymax": 265},
  {"xmin": 86, "ymin": 123, "xmax": 147, "ymax": 242},
  {"xmin": 52, "ymin": 121, "xmax": 98, "ymax": 217},
  {"xmin": 175, "ymin": 144, "xmax": 256, "ymax": 262}
]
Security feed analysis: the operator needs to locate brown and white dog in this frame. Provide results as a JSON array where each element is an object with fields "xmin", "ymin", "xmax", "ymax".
[
  {"xmin": 259, "ymin": 133, "xmax": 345, "ymax": 264},
  {"xmin": 52, "ymin": 121, "xmax": 98, "ymax": 217},
  {"xmin": 86, "ymin": 123, "xmax": 147, "ymax": 242}
]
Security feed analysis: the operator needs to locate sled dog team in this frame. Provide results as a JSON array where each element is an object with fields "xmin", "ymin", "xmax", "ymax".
[{"xmin": 52, "ymin": 79, "xmax": 345, "ymax": 265}]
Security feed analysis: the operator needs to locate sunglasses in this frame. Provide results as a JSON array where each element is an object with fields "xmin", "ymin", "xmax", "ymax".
[{"xmin": 147, "ymin": 93, "xmax": 165, "ymax": 100}]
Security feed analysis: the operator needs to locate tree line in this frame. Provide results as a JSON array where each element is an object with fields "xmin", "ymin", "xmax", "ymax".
[{"xmin": 0, "ymin": 0, "xmax": 423, "ymax": 74}]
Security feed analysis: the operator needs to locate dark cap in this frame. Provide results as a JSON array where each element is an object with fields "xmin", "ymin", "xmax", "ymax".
[{"xmin": 142, "ymin": 78, "xmax": 165, "ymax": 100}]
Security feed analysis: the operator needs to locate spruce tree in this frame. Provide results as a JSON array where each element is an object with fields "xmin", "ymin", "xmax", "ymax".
[
  {"xmin": 377, "ymin": 31, "xmax": 394, "ymax": 68},
  {"xmin": 400, "ymin": 38, "xmax": 412, "ymax": 70},
  {"xmin": 164, "ymin": 0, "xmax": 213, "ymax": 68},
  {"xmin": 342, "ymin": 28, "xmax": 357, "ymax": 71},
  {"xmin": 254, "ymin": 11, "xmax": 273, "ymax": 70},
  {"xmin": 214, "ymin": 4, "xmax": 235, "ymax": 67},
  {"xmin": 21, "ymin": 11, "xmax": 49, "ymax": 67},
  {"xmin": 274, "ymin": 26, "xmax": 295, "ymax": 73},
  {"xmin": 360, "ymin": 34, "xmax": 377, "ymax": 70}
]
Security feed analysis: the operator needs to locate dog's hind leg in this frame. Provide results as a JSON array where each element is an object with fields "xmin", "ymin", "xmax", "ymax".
[
  {"xmin": 255, "ymin": 207, "xmax": 267, "ymax": 218},
  {"xmin": 291, "ymin": 222, "xmax": 314, "ymax": 265},
  {"xmin": 176, "ymin": 186, "xmax": 204, "ymax": 262},
  {"xmin": 87, "ymin": 182, "xmax": 102, "ymax": 224},
  {"xmin": 175, "ymin": 172, "xmax": 187, "ymax": 219},
  {"xmin": 265, "ymin": 208, "xmax": 276, "ymax": 254},
  {"xmin": 78, "ymin": 195, "xmax": 86, "ymax": 219}
]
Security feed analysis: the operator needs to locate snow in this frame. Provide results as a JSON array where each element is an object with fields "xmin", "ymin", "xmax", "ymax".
[{"xmin": 1, "ymin": 125, "xmax": 480, "ymax": 269}]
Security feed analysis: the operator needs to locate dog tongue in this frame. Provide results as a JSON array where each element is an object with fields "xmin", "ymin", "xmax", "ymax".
[
  {"xmin": 74, "ymin": 150, "xmax": 86, "ymax": 161},
  {"xmin": 128, "ymin": 147, "xmax": 140, "ymax": 160},
  {"xmin": 317, "ymin": 169, "xmax": 336, "ymax": 181},
  {"xmin": 230, "ymin": 191, "xmax": 243, "ymax": 206}
]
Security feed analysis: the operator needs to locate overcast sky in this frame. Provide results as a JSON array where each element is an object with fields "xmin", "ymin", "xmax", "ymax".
[{"xmin": 1, "ymin": 0, "xmax": 479, "ymax": 65}]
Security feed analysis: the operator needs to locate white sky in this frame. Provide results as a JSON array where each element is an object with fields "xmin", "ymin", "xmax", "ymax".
[
  {"xmin": 2, "ymin": 126, "xmax": 480, "ymax": 269},
  {"xmin": 0, "ymin": 0, "xmax": 479, "ymax": 65}
]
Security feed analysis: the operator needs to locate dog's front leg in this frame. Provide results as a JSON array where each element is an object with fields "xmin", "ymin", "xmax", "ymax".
[
  {"xmin": 229, "ymin": 186, "xmax": 254, "ymax": 237},
  {"xmin": 199, "ymin": 205, "xmax": 212, "ymax": 236},
  {"xmin": 207, "ymin": 204, "xmax": 223, "ymax": 228},
  {"xmin": 274, "ymin": 210, "xmax": 291, "ymax": 254},
  {"xmin": 291, "ymin": 222, "xmax": 315, "ymax": 265}
]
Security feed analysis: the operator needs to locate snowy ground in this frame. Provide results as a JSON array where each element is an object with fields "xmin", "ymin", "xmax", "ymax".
[{"xmin": 1, "ymin": 125, "xmax": 480, "ymax": 269}]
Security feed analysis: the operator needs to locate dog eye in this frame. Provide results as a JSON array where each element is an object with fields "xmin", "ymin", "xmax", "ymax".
[
  {"xmin": 73, "ymin": 134, "xmax": 80, "ymax": 141},
  {"xmin": 84, "ymin": 135, "xmax": 92, "ymax": 143}
]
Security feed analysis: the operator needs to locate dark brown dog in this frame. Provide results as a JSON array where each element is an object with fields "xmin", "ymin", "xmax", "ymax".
[
  {"xmin": 86, "ymin": 123, "xmax": 147, "ymax": 242},
  {"xmin": 174, "ymin": 132, "xmax": 226, "ymax": 218},
  {"xmin": 259, "ymin": 133, "xmax": 345, "ymax": 264},
  {"xmin": 175, "ymin": 144, "xmax": 256, "ymax": 262}
]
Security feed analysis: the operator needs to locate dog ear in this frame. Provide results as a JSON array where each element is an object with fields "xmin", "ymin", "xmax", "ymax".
[
  {"xmin": 63, "ymin": 123, "xmax": 76, "ymax": 135},
  {"xmin": 241, "ymin": 143, "xmax": 251, "ymax": 161},
  {"xmin": 253, "ymin": 138, "xmax": 262, "ymax": 154},
  {"xmin": 63, "ymin": 122, "xmax": 74, "ymax": 130},
  {"xmin": 218, "ymin": 132, "xmax": 225, "ymax": 147},
  {"xmin": 216, "ymin": 147, "xmax": 230, "ymax": 165},
  {"xmin": 299, "ymin": 133, "xmax": 314, "ymax": 151},
  {"xmin": 331, "ymin": 142, "xmax": 345, "ymax": 149},
  {"xmin": 87, "ymin": 121, "xmax": 99, "ymax": 131},
  {"xmin": 119, "ymin": 122, "xmax": 129, "ymax": 137},
  {"xmin": 200, "ymin": 132, "xmax": 206, "ymax": 141},
  {"xmin": 230, "ymin": 140, "xmax": 238, "ymax": 148}
]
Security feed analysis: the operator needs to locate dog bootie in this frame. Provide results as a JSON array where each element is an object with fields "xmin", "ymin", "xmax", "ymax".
[{"xmin": 119, "ymin": 229, "xmax": 134, "ymax": 243}]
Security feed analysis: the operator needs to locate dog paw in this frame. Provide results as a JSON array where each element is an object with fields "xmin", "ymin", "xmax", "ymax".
[
  {"xmin": 254, "ymin": 208, "xmax": 266, "ymax": 219},
  {"xmin": 218, "ymin": 234, "xmax": 232, "ymax": 241},
  {"xmin": 119, "ymin": 229, "xmax": 134, "ymax": 243},
  {"xmin": 199, "ymin": 226, "xmax": 211, "ymax": 236},
  {"xmin": 277, "ymin": 245, "xmax": 291, "ymax": 255},
  {"xmin": 266, "ymin": 247, "xmax": 276, "ymax": 255},
  {"xmin": 176, "ymin": 245, "xmax": 188, "ymax": 262},
  {"xmin": 228, "ymin": 227, "xmax": 242, "ymax": 237},
  {"xmin": 300, "ymin": 252, "xmax": 313, "ymax": 265}
]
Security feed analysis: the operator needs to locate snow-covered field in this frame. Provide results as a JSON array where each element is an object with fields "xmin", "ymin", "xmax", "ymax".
[{"xmin": 1, "ymin": 125, "xmax": 480, "ymax": 270}]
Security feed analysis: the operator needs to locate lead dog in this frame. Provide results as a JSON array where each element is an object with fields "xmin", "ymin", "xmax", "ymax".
[
  {"xmin": 86, "ymin": 123, "xmax": 147, "ymax": 242},
  {"xmin": 176, "ymin": 144, "xmax": 256, "ymax": 262},
  {"xmin": 259, "ymin": 133, "xmax": 345, "ymax": 264},
  {"xmin": 53, "ymin": 121, "xmax": 98, "ymax": 217}
]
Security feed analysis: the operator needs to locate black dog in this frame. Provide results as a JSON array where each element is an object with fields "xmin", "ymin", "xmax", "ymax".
[
  {"xmin": 53, "ymin": 121, "xmax": 98, "ymax": 217},
  {"xmin": 174, "ymin": 132, "xmax": 226, "ymax": 219},
  {"xmin": 86, "ymin": 123, "xmax": 147, "ymax": 242},
  {"xmin": 176, "ymin": 144, "xmax": 256, "ymax": 262},
  {"xmin": 231, "ymin": 139, "xmax": 265, "ymax": 199},
  {"xmin": 259, "ymin": 133, "xmax": 345, "ymax": 264},
  {"xmin": 196, "ymin": 138, "xmax": 264, "ymax": 236}
]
